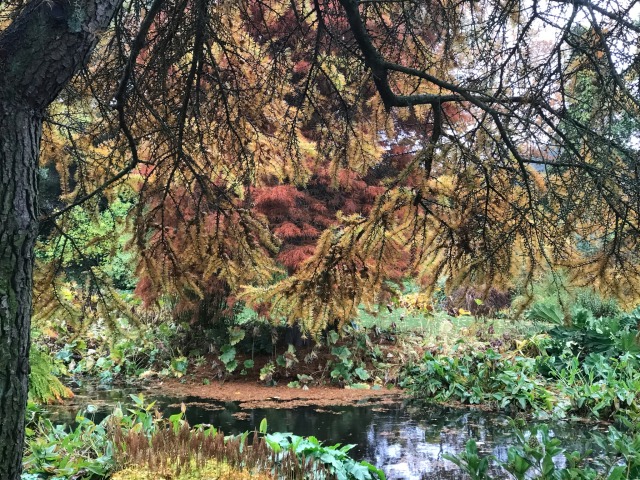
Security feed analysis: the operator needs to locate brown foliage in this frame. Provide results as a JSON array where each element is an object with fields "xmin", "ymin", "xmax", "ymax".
[
  {"xmin": 20, "ymin": 0, "xmax": 640, "ymax": 333},
  {"xmin": 112, "ymin": 422, "xmax": 332, "ymax": 479}
]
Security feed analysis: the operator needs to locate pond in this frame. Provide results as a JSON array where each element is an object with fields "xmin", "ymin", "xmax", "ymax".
[{"xmin": 46, "ymin": 386, "xmax": 607, "ymax": 479}]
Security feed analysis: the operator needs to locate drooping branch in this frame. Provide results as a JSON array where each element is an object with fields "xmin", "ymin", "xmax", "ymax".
[{"xmin": 43, "ymin": 0, "xmax": 165, "ymax": 222}]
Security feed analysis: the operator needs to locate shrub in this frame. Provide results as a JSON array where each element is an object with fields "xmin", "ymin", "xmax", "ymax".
[
  {"xmin": 575, "ymin": 290, "xmax": 621, "ymax": 319},
  {"xmin": 444, "ymin": 286, "xmax": 511, "ymax": 317},
  {"xmin": 545, "ymin": 306, "xmax": 640, "ymax": 358},
  {"xmin": 402, "ymin": 350, "xmax": 554, "ymax": 412}
]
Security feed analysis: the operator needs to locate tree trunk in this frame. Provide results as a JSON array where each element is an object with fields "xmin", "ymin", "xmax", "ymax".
[
  {"xmin": 0, "ymin": 0, "xmax": 123, "ymax": 476},
  {"xmin": 0, "ymin": 104, "xmax": 41, "ymax": 479}
]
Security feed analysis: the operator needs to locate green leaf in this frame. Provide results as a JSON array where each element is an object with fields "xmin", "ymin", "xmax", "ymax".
[
  {"xmin": 541, "ymin": 454, "xmax": 555, "ymax": 476},
  {"xmin": 528, "ymin": 303, "xmax": 564, "ymax": 325},
  {"xmin": 228, "ymin": 327, "xmax": 246, "ymax": 346},
  {"xmin": 361, "ymin": 461, "xmax": 386, "ymax": 480},
  {"xmin": 225, "ymin": 360, "xmax": 238, "ymax": 372},
  {"xmin": 219, "ymin": 345, "xmax": 236, "ymax": 364},
  {"xmin": 347, "ymin": 383, "xmax": 370, "ymax": 389},
  {"xmin": 355, "ymin": 367, "xmax": 370, "ymax": 381},
  {"xmin": 328, "ymin": 331, "xmax": 340, "ymax": 345},
  {"xmin": 332, "ymin": 346, "xmax": 351, "ymax": 361}
]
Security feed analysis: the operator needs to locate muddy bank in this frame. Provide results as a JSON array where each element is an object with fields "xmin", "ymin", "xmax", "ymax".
[{"xmin": 154, "ymin": 379, "xmax": 405, "ymax": 409}]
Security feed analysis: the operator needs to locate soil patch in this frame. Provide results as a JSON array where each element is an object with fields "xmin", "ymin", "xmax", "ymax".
[{"xmin": 154, "ymin": 379, "xmax": 405, "ymax": 409}]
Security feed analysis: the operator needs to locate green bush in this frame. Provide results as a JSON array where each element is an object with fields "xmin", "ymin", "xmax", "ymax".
[
  {"xmin": 539, "ymin": 352, "xmax": 640, "ymax": 420},
  {"xmin": 403, "ymin": 347, "xmax": 640, "ymax": 420},
  {"xmin": 545, "ymin": 306, "xmax": 640, "ymax": 358},
  {"xmin": 402, "ymin": 350, "xmax": 554, "ymax": 413},
  {"xmin": 575, "ymin": 290, "xmax": 621, "ymax": 319}
]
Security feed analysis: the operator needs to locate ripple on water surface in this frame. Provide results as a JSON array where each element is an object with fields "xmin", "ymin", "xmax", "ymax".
[{"xmin": 46, "ymin": 387, "xmax": 605, "ymax": 480}]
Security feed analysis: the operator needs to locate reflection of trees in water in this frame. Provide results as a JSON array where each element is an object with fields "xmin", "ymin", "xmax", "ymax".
[
  {"xmin": 364, "ymin": 405, "xmax": 600, "ymax": 480},
  {"xmin": 364, "ymin": 406, "xmax": 488, "ymax": 479},
  {"xmin": 50, "ymin": 391, "xmax": 602, "ymax": 480},
  {"xmin": 250, "ymin": 405, "xmax": 378, "ymax": 450},
  {"xmin": 181, "ymin": 401, "xmax": 379, "ymax": 454}
]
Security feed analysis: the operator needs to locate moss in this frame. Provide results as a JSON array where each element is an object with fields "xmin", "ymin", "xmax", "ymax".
[{"xmin": 111, "ymin": 459, "xmax": 274, "ymax": 480}]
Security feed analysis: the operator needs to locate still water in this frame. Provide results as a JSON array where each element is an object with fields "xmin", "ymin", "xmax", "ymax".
[{"xmin": 47, "ymin": 387, "xmax": 605, "ymax": 479}]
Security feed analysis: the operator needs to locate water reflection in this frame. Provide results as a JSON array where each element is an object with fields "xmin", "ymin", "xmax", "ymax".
[{"xmin": 46, "ymin": 388, "xmax": 605, "ymax": 480}]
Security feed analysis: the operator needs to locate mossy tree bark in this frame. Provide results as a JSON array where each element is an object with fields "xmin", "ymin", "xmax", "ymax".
[{"xmin": 0, "ymin": 0, "xmax": 122, "ymax": 476}]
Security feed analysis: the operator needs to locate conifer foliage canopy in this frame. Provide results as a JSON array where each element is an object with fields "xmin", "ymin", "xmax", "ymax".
[{"xmin": 0, "ymin": 0, "xmax": 639, "ymax": 475}]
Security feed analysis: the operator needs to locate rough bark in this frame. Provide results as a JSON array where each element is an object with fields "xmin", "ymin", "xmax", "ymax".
[
  {"xmin": 0, "ymin": 0, "xmax": 121, "ymax": 111},
  {"xmin": 0, "ymin": 104, "xmax": 41, "ymax": 480},
  {"xmin": 0, "ymin": 0, "xmax": 122, "ymax": 476}
]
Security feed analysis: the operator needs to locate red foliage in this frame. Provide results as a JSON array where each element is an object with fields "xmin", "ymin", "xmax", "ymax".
[
  {"xmin": 253, "ymin": 185, "xmax": 306, "ymax": 221},
  {"xmin": 277, "ymin": 245, "xmax": 317, "ymax": 270},
  {"xmin": 135, "ymin": 276, "xmax": 154, "ymax": 308},
  {"xmin": 253, "ymin": 153, "xmax": 419, "ymax": 271},
  {"xmin": 293, "ymin": 60, "xmax": 311, "ymax": 75},
  {"xmin": 299, "ymin": 223, "xmax": 320, "ymax": 238},
  {"xmin": 274, "ymin": 222, "xmax": 303, "ymax": 239}
]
